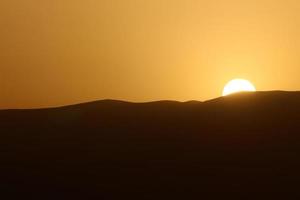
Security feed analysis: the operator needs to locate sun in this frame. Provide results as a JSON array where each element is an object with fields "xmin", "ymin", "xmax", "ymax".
[{"xmin": 222, "ymin": 79, "xmax": 256, "ymax": 96}]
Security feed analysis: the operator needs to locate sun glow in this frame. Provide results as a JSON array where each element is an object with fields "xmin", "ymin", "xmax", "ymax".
[{"xmin": 222, "ymin": 79, "xmax": 256, "ymax": 96}]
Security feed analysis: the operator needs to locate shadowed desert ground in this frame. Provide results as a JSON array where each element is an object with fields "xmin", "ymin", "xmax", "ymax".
[{"xmin": 1, "ymin": 91, "xmax": 300, "ymax": 199}]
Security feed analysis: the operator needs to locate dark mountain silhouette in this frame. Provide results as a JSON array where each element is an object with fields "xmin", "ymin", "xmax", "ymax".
[{"xmin": 1, "ymin": 91, "xmax": 300, "ymax": 199}]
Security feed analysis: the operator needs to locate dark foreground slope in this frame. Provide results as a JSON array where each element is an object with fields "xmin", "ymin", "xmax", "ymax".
[{"xmin": 1, "ymin": 91, "xmax": 300, "ymax": 199}]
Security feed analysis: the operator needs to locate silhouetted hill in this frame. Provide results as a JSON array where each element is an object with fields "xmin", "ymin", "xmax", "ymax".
[{"xmin": 1, "ymin": 91, "xmax": 300, "ymax": 199}]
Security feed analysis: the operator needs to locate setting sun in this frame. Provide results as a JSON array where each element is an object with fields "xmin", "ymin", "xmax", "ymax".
[{"xmin": 222, "ymin": 79, "xmax": 256, "ymax": 96}]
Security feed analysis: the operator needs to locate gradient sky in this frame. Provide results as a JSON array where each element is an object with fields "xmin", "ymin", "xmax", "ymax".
[{"xmin": 1, "ymin": 0, "xmax": 300, "ymax": 108}]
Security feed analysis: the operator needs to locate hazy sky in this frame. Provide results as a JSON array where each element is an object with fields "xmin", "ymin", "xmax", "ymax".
[{"xmin": 1, "ymin": 0, "xmax": 300, "ymax": 108}]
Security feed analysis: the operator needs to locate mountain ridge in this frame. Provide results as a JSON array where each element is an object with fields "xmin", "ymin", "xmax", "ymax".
[
  {"xmin": 1, "ymin": 90, "xmax": 299, "ymax": 111},
  {"xmin": 1, "ymin": 90, "xmax": 300, "ymax": 199}
]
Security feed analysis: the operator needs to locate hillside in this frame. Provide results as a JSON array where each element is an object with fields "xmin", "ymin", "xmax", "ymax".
[{"xmin": 1, "ymin": 91, "xmax": 300, "ymax": 199}]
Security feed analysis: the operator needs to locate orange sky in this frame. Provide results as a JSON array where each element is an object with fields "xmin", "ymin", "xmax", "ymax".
[{"xmin": 1, "ymin": 0, "xmax": 300, "ymax": 108}]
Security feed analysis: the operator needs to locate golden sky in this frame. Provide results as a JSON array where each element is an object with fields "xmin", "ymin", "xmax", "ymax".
[{"xmin": 1, "ymin": 0, "xmax": 300, "ymax": 108}]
